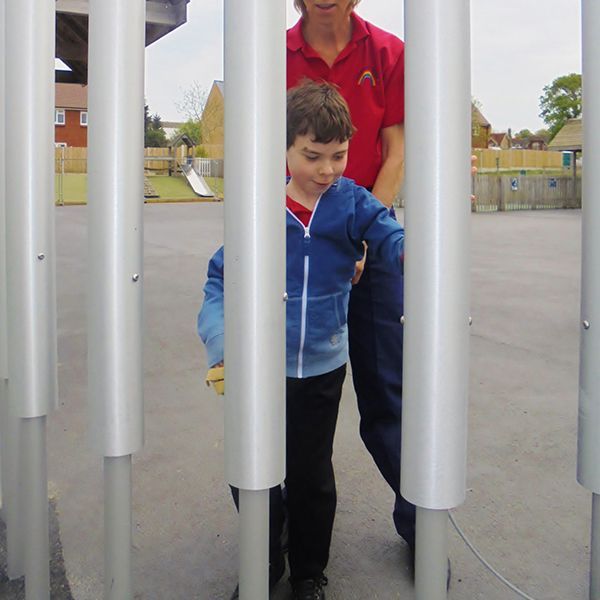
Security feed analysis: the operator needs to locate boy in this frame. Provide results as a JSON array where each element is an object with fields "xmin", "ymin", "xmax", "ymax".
[{"xmin": 198, "ymin": 81, "xmax": 405, "ymax": 600}]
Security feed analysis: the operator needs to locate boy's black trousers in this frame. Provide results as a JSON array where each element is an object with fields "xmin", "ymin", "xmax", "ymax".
[{"xmin": 231, "ymin": 364, "xmax": 346, "ymax": 582}]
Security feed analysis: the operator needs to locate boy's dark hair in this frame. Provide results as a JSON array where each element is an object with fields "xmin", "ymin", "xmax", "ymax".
[{"xmin": 287, "ymin": 80, "xmax": 355, "ymax": 149}]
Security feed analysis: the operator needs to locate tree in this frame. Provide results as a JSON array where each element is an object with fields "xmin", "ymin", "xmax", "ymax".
[
  {"xmin": 539, "ymin": 73, "xmax": 582, "ymax": 140},
  {"xmin": 514, "ymin": 129, "xmax": 534, "ymax": 140},
  {"xmin": 144, "ymin": 104, "xmax": 167, "ymax": 147},
  {"xmin": 174, "ymin": 119, "xmax": 202, "ymax": 145},
  {"xmin": 534, "ymin": 128, "xmax": 550, "ymax": 143},
  {"xmin": 175, "ymin": 81, "xmax": 208, "ymax": 123}
]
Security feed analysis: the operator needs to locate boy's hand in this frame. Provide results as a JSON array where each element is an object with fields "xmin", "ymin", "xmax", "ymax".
[
  {"xmin": 206, "ymin": 363, "xmax": 224, "ymax": 395},
  {"xmin": 351, "ymin": 242, "xmax": 368, "ymax": 285}
]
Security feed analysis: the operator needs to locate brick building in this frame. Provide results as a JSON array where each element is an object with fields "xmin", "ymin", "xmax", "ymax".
[{"xmin": 55, "ymin": 83, "xmax": 88, "ymax": 147}]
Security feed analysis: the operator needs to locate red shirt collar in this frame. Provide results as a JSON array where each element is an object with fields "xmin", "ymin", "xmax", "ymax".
[{"xmin": 287, "ymin": 11, "xmax": 370, "ymax": 53}]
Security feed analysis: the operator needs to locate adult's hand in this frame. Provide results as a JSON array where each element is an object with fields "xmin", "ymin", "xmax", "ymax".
[{"xmin": 371, "ymin": 123, "xmax": 405, "ymax": 208}]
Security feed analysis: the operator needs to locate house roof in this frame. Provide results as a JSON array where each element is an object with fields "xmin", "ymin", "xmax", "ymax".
[
  {"xmin": 489, "ymin": 132, "xmax": 507, "ymax": 146},
  {"xmin": 472, "ymin": 105, "xmax": 491, "ymax": 127},
  {"xmin": 55, "ymin": 83, "xmax": 88, "ymax": 110},
  {"xmin": 56, "ymin": 0, "xmax": 189, "ymax": 84},
  {"xmin": 548, "ymin": 118, "xmax": 583, "ymax": 152},
  {"xmin": 214, "ymin": 80, "xmax": 224, "ymax": 96}
]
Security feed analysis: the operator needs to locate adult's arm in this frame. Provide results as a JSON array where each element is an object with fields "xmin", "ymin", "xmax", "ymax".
[{"xmin": 370, "ymin": 123, "xmax": 405, "ymax": 209}]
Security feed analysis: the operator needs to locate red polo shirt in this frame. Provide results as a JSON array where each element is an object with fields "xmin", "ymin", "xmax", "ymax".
[{"xmin": 287, "ymin": 12, "xmax": 405, "ymax": 189}]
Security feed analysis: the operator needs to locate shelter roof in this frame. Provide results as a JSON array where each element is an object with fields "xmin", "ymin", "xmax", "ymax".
[
  {"xmin": 548, "ymin": 118, "xmax": 583, "ymax": 152},
  {"xmin": 55, "ymin": 0, "xmax": 189, "ymax": 84}
]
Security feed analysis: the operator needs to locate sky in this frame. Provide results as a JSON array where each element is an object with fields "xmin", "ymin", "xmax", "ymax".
[{"xmin": 144, "ymin": 0, "xmax": 582, "ymax": 134}]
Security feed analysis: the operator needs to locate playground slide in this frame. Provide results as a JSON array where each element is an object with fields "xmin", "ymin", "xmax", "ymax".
[{"xmin": 181, "ymin": 163, "xmax": 214, "ymax": 197}]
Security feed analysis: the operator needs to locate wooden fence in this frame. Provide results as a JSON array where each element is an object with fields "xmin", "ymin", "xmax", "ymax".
[
  {"xmin": 471, "ymin": 148, "xmax": 563, "ymax": 171},
  {"xmin": 472, "ymin": 174, "xmax": 581, "ymax": 212}
]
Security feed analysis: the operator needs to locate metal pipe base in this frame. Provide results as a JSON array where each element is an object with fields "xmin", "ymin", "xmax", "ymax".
[
  {"xmin": 415, "ymin": 507, "xmax": 449, "ymax": 600},
  {"xmin": 0, "ymin": 379, "xmax": 24, "ymax": 578},
  {"xmin": 239, "ymin": 488, "xmax": 269, "ymax": 600},
  {"xmin": 104, "ymin": 455, "xmax": 132, "ymax": 600},
  {"xmin": 591, "ymin": 493, "xmax": 600, "ymax": 599},
  {"xmin": 21, "ymin": 415, "xmax": 49, "ymax": 599}
]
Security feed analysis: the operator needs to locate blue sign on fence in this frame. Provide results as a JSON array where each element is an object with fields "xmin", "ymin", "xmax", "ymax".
[
  {"xmin": 511, "ymin": 178, "xmax": 519, "ymax": 191},
  {"xmin": 549, "ymin": 178, "xmax": 558, "ymax": 189}
]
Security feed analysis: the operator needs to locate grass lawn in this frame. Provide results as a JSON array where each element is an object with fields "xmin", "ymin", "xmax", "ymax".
[
  {"xmin": 54, "ymin": 173, "xmax": 223, "ymax": 204},
  {"xmin": 55, "ymin": 173, "xmax": 87, "ymax": 205}
]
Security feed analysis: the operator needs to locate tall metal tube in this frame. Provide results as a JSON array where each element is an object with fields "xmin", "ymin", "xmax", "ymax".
[
  {"xmin": 402, "ymin": 0, "xmax": 471, "ymax": 512},
  {"xmin": 104, "ymin": 456, "xmax": 132, "ymax": 600},
  {"xmin": 578, "ymin": 2, "xmax": 600, "ymax": 598},
  {"xmin": 0, "ymin": 0, "xmax": 7, "ymax": 513},
  {"xmin": 88, "ymin": 0, "xmax": 145, "ymax": 459},
  {"xmin": 223, "ymin": 0, "xmax": 286, "ymax": 491},
  {"xmin": 223, "ymin": 0, "xmax": 286, "ymax": 594},
  {"xmin": 5, "ymin": 0, "xmax": 57, "ymax": 594},
  {"xmin": 239, "ymin": 489, "xmax": 270, "ymax": 600},
  {"xmin": 88, "ymin": 1, "xmax": 145, "ymax": 598},
  {"xmin": 402, "ymin": 0, "xmax": 471, "ymax": 596}
]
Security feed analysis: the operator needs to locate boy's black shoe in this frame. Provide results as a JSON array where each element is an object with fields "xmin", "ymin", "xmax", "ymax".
[
  {"xmin": 229, "ymin": 554, "xmax": 286, "ymax": 600},
  {"xmin": 291, "ymin": 577, "xmax": 326, "ymax": 600}
]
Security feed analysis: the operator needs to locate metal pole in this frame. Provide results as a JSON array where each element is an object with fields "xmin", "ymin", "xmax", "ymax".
[
  {"xmin": 0, "ymin": 381, "xmax": 23, "ymax": 579},
  {"xmin": 223, "ymin": 0, "xmax": 286, "ymax": 595},
  {"xmin": 578, "ymin": 3, "xmax": 600, "ymax": 600},
  {"xmin": 0, "ymin": 0, "xmax": 7, "ymax": 516},
  {"xmin": 88, "ymin": 2, "xmax": 145, "ymax": 598},
  {"xmin": 5, "ymin": 0, "xmax": 57, "ymax": 595},
  {"xmin": 591, "ymin": 494, "xmax": 600, "ymax": 599},
  {"xmin": 402, "ymin": 0, "xmax": 471, "ymax": 598},
  {"xmin": 239, "ymin": 489, "xmax": 270, "ymax": 600},
  {"xmin": 415, "ymin": 508, "xmax": 449, "ymax": 600},
  {"xmin": 104, "ymin": 456, "xmax": 132, "ymax": 600},
  {"xmin": 21, "ymin": 417, "xmax": 49, "ymax": 599}
]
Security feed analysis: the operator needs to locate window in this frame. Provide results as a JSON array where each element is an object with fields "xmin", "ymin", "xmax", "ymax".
[
  {"xmin": 55, "ymin": 109, "xmax": 65, "ymax": 125},
  {"xmin": 80, "ymin": 111, "xmax": 88, "ymax": 126}
]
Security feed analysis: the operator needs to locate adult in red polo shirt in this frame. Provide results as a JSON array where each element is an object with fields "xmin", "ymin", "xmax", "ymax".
[{"xmin": 287, "ymin": 0, "xmax": 417, "ymax": 568}]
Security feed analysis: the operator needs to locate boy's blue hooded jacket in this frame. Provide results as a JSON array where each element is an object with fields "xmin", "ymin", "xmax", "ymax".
[{"xmin": 197, "ymin": 177, "xmax": 404, "ymax": 378}]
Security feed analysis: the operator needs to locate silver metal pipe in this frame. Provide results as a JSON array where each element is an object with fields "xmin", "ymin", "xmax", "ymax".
[
  {"xmin": 223, "ymin": 0, "xmax": 286, "ymax": 491},
  {"xmin": 402, "ymin": 1, "xmax": 470, "ymax": 595},
  {"xmin": 104, "ymin": 456, "xmax": 133, "ymax": 600},
  {"xmin": 402, "ymin": 0, "xmax": 471, "ymax": 513},
  {"xmin": 5, "ymin": 0, "xmax": 56, "ymax": 592},
  {"xmin": 415, "ymin": 508, "xmax": 449, "ymax": 600},
  {"xmin": 88, "ymin": 2, "xmax": 145, "ymax": 597},
  {"xmin": 578, "ymin": 5, "xmax": 600, "ymax": 597},
  {"xmin": 87, "ymin": 0, "xmax": 145, "ymax": 458},
  {"xmin": 5, "ymin": 0, "xmax": 58, "ymax": 420},
  {"xmin": 21, "ymin": 416, "xmax": 49, "ymax": 600},
  {"xmin": 591, "ymin": 494, "xmax": 600, "ymax": 599},
  {"xmin": 0, "ymin": 0, "xmax": 7, "ymax": 515},
  {"xmin": 239, "ymin": 489, "xmax": 270, "ymax": 600}
]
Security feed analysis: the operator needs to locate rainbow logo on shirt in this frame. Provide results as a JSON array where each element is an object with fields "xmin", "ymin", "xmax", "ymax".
[{"xmin": 357, "ymin": 69, "xmax": 376, "ymax": 86}]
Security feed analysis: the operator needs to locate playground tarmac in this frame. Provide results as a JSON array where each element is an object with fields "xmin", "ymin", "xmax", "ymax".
[{"xmin": 0, "ymin": 203, "xmax": 590, "ymax": 599}]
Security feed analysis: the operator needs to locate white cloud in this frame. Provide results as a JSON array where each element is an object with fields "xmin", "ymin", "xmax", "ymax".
[{"xmin": 145, "ymin": 0, "xmax": 581, "ymax": 132}]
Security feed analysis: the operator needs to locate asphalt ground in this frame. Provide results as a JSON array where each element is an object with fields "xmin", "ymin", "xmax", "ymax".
[{"xmin": 0, "ymin": 204, "xmax": 589, "ymax": 599}]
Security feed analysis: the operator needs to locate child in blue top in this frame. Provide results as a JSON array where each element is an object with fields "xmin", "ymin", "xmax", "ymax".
[{"xmin": 198, "ymin": 81, "xmax": 404, "ymax": 600}]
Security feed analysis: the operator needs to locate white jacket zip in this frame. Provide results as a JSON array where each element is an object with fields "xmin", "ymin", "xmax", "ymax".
[{"xmin": 286, "ymin": 196, "xmax": 321, "ymax": 378}]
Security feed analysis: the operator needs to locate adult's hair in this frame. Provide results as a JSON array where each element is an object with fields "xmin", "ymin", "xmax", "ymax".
[
  {"xmin": 293, "ymin": 0, "xmax": 361, "ymax": 16},
  {"xmin": 287, "ymin": 80, "xmax": 355, "ymax": 149}
]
